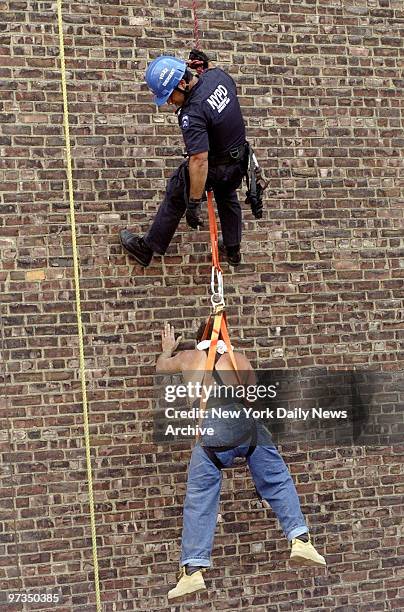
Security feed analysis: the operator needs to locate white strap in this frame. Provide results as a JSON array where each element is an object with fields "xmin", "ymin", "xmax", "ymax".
[{"xmin": 196, "ymin": 339, "xmax": 232, "ymax": 354}]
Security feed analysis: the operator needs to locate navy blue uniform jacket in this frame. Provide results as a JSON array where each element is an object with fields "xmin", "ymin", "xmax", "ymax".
[{"xmin": 177, "ymin": 67, "xmax": 246, "ymax": 157}]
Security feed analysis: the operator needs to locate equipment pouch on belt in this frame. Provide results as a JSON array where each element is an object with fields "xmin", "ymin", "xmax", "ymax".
[{"xmin": 244, "ymin": 143, "xmax": 268, "ymax": 219}]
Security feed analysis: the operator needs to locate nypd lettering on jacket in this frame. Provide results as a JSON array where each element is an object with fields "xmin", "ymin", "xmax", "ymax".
[
  {"xmin": 178, "ymin": 67, "xmax": 246, "ymax": 157},
  {"xmin": 206, "ymin": 84, "xmax": 230, "ymax": 114}
]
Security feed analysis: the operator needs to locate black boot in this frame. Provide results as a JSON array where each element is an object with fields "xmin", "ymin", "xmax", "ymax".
[
  {"xmin": 218, "ymin": 240, "xmax": 241, "ymax": 266},
  {"xmin": 119, "ymin": 230, "xmax": 153, "ymax": 267}
]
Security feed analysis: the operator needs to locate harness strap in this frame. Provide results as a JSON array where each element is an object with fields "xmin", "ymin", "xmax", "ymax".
[
  {"xmin": 245, "ymin": 420, "xmax": 258, "ymax": 458},
  {"xmin": 202, "ymin": 446, "xmax": 226, "ymax": 470},
  {"xmin": 199, "ymin": 310, "xmax": 242, "ymax": 386},
  {"xmin": 201, "ymin": 440, "xmax": 258, "ymax": 471},
  {"xmin": 219, "ymin": 311, "xmax": 242, "ymax": 385},
  {"xmin": 201, "ymin": 420, "xmax": 258, "ymax": 471},
  {"xmin": 196, "ymin": 311, "xmax": 222, "ymax": 441}
]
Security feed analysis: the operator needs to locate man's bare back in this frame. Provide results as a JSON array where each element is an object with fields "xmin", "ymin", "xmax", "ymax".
[{"xmin": 156, "ymin": 323, "xmax": 255, "ymax": 389}]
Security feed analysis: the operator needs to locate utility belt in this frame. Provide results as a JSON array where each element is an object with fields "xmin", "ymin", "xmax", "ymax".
[{"xmin": 208, "ymin": 142, "xmax": 248, "ymax": 167}]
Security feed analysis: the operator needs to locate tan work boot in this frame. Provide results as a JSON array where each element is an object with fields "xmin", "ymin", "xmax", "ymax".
[
  {"xmin": 290, "ymin": 535, "xmax": 326, "ymax": 567},
  {"xmin": 167, "ymin": 566, "xmax": 207, "ymax": 600}
]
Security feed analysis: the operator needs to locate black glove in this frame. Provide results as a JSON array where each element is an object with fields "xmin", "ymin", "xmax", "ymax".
[
  {"xmin": 188, "ymin": 48, "xmax": 210, "ymax": 73},
  {"xmin": 247, "ymin": 191, "xmax": 264, "ymax": 219},
  {"xmin": 186, "ymin": 198, "xmax": 204, "ymax": 229}
]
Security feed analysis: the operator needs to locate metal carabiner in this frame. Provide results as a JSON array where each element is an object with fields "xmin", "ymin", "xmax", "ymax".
[
  {"xmin": 210, "ymin": 267, "xmax": 225, "ymax": 309},
  {"xmin": 211, "ymin": 293, "xmax": 225, "ymax": 309},
  {"xmin": 211, "ymin": 266, "xmax": 223, "ymax": 299}
]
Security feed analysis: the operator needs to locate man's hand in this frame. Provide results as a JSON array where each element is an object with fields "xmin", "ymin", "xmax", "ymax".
[
  {"xmin": 156, "ymin": 323, "xmax": 183, "ymax": 374},
  {"xmin": 186, "ymin": 198, "xmax": 204, "ymax": 229},
  {"xmin": 161, "ymin": 323, "xmax": 182, "ymax": 355}
]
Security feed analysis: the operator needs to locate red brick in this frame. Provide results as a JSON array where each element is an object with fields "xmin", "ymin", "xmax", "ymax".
[{"xmin": 0, "ymin": 1, "xmax": 402, "ymax": 610}]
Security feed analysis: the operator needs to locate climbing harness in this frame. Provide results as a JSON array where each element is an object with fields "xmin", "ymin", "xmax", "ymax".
[{"xmin": 56, "ymin": 2, "xmax": 101, "ymax": 610}]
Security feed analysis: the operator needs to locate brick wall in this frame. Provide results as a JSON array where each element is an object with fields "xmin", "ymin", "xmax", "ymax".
[{"xmin": 1, "ymin": 0, "xmax": 403, "ymax": 610}]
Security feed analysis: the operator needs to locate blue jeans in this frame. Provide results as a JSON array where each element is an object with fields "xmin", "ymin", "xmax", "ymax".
[{"xmin": 181, "ymin": 443, "xmax": 308, "ymax": 567}]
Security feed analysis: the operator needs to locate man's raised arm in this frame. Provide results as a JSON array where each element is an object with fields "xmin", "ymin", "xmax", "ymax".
[{"xmin": 156, "ymin": 323, "xmax": 184, "ymax": 374}]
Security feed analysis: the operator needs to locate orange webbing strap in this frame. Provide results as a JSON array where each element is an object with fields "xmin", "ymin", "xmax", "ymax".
[
  {"xmin": 201, "ymin": 313, "xmax": 213, "ymax": 341},
  {"xmin": 202, "ymin": 311, "xmax": 242, "ymax": 385},
  {"xmin": 207, "ymin": 190, "xmax": 221, "ymax": 272},
  {"xmin": 196, "ymin": 311, "xmax": 243, "ymax": 436},
  {"xmin": 219, "ymin": 311, "xmax": 242, "ymax": 385},
  {"xmin": 196, "ymin": 311, "xmax": 222, "ymax": 440},
  {"xmin": 205, "ymin": 311, "xmax": 223, "ymax": 373}
]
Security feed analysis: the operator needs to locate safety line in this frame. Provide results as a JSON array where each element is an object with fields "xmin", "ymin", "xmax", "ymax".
[
  {"xmin": 56, "ymin": 2, "xmax": 101, "ymax": 610},
  {"xmin": 192, "ymin": 0, "xmax": 201, "ymax": 49}
]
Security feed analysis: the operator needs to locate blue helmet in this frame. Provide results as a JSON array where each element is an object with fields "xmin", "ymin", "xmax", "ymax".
[{"xmin": 145, "ymin": 56, "xmax": 187, "ymax": 106}]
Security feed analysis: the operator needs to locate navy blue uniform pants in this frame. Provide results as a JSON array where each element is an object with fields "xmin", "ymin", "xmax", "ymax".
[{"xmin": 144, "ymin": 159, "xmax": 246, "ymax": 255}]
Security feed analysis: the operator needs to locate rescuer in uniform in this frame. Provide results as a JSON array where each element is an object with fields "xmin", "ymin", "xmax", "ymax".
[
  {"xmin": 156, "ymin": 322, "xmax": 326, "ymax": 600},
  {"xmin": 120, "ymin": 53, "xmax": 261, "ymax": 268}
]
